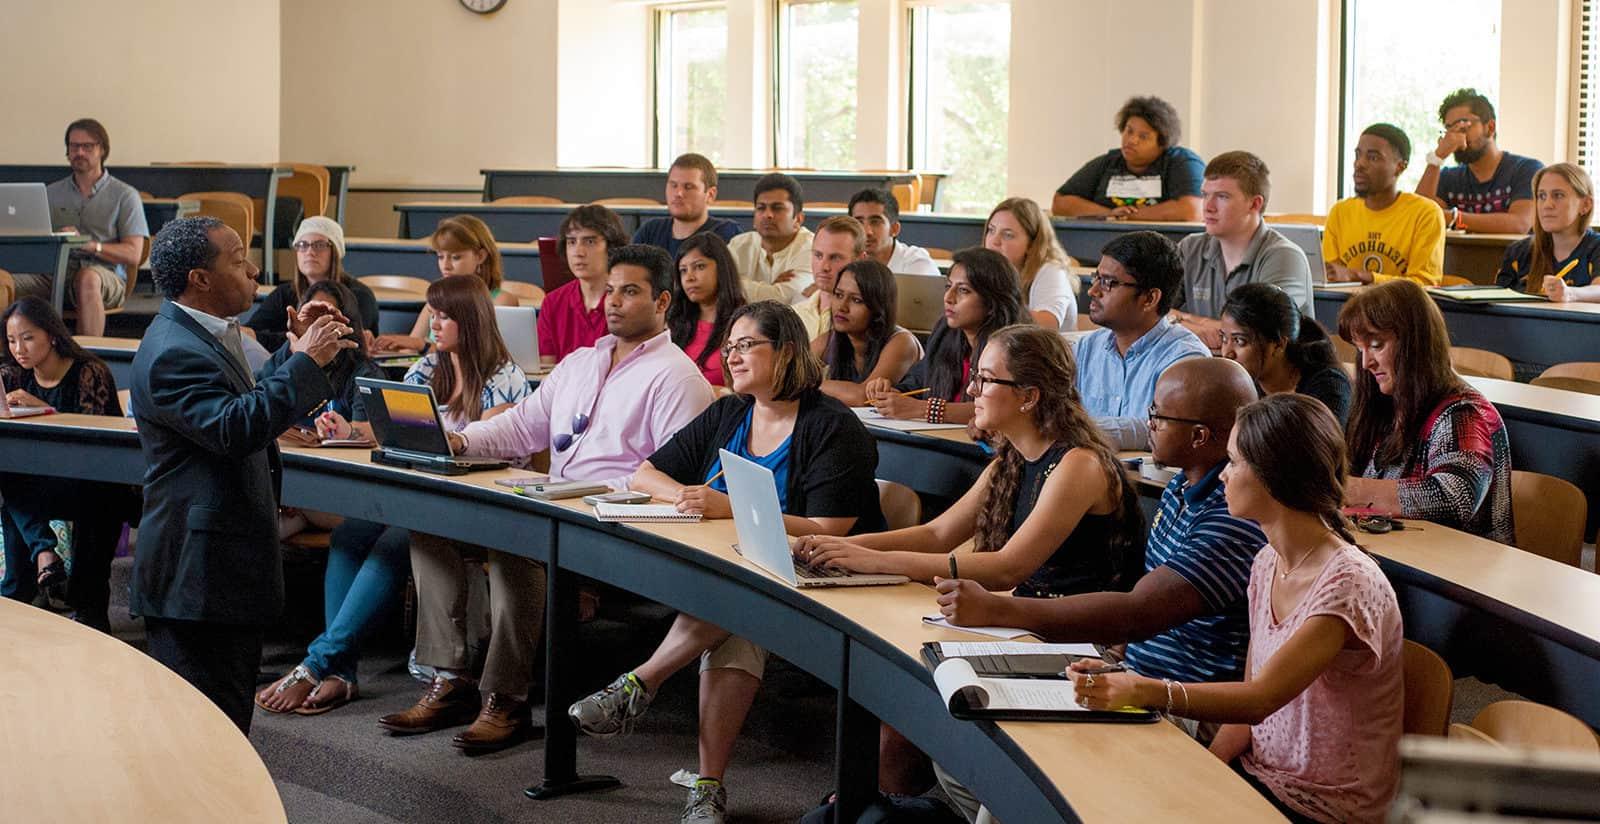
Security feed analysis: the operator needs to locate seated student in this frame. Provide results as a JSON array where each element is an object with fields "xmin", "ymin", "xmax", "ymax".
[
  {"xmin": 245, "ymin": 216, "xmax": 379, "ymax": 351},
  {"xmin": 0, "ymin": 297, "xmax": 131, "ymax": 631},
  {"xmin": 1323, "ymin": 124, "xmax": 1445, "ymax": 285},
  {"xmin": 931, "ymin": 358, "xmax": 1266, "ymax": 821},
  {"xmin": 373, "ymin": 215, "xmax": 520, "ymax": 353},
  {"xmin": 633, "ymin": 152, "xmax": 742, "ymax": 260},
  {"xmin": 865, "ymin": 247, "xmax": 1025, "ymax": 425},
  {"xmin": 848, "ymin": 187, "xmax": 939, "ymax": 276},
  {"xmin": 1416, "ymin": 88, "xmax": 1541, "ymax": 235},
  {"xmin": 1219, "ymin": 283, "xmax": 1350, "ymax": 424},
  {"xmin": 668, "ymin": 232, "xmax": 747, "ymax": 388},
  {"xmin": 569, "ymin": 300, "xmax": 883, "ymax": 824},
  {"xmin": 1076, "ymin": 231, "xmax": 1210, "ymax": 449},
  {"xmin": 1172, "ymin": 151, "xmax": 1313, "ymax": 349},
  {"xmin": 1496, "ymin": 163, "xmax": 1600, "ymax": 302},
  {"xmin": 814, "ymin": 259, "xmax": 922, "ymax": 406},
  {"xmin": 1072, "ymin": 393, "xmax": 1404, "ymax": 824},
  {"xmin": 539, "ymin": 204, "xmax": 630, "ymax": 365},
  {"xmin": 727, "ymin": 173, "xmax": 814, "ymax": 303},
  {"xmin": 791, "ymin": 215, "xmax": 869, "ymax": 341},
  {"xmin": 373, "ymin": 246, "xmax": 715, "ymax": 749},
  {"xmin": 984, "ymin": 197, "xmax": 1077, "ymax": 331},
  {"xmin": 1052, "ymin": 96, "xmax": 1204, "ymax": 221},
  {"xmin": 1338, "ymin": 280, "xmax": 1513, "ymax": 545}
]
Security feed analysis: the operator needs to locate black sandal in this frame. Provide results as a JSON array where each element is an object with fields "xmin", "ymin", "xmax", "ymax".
[{"xmin": 36, "ymin": 558, "xmax": 66, "ymax": 590}]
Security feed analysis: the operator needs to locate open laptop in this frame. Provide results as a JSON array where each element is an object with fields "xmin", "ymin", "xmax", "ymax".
[
  {"xmin": 0, "ymin": 183, "xmax": 56, "ymax": 235},
  {"xmin": 493, "ymin": 305, "xmax": 540, "ymax": 373},
  {"xmin": 894, "ymin": 273, "xmax": 947, "ymax": 334},
  {"xmin": 537, "ymin": 237, "xmax": 575, "ymax": 294},
  {"xmin": 355, "ymin": 377, "xmax": 510, "ymax": 474},
  {"xmin": 720, "ymin": 448, "xmax": 907, "ymax": 588}
]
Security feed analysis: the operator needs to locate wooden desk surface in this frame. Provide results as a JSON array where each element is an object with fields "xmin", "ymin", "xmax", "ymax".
[
  {"xmin": 76, "ymin": 335, "xmax": 141, "ymax": 353},
  {"xmin": 1465, "ymin": 375, "xmax": 1600, "ymax": 422},
  {"xmin": 345, "ymin": 235, "xmax": 539, "ymax": 253},
  {"xmin": 0, "ymin": 598, "xmax": 285, "ymax": 823},
  {"xmin": 1317, "ymin": 283, "xmax": 1600, "ymax": 317}
]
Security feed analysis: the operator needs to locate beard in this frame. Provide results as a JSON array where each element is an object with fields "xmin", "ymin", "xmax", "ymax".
[{"xmin": 1453, "ymin": 143, "xmax": 1488, "ymax": 165}]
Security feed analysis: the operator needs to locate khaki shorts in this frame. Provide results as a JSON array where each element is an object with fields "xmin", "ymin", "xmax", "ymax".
[
  {"xmin": 13, "ymin": 262, "xmax": 126, "ymax": 309},
  {"xmin": 699, "ymin": 634, "xmax": 768, "ymax": 679}
]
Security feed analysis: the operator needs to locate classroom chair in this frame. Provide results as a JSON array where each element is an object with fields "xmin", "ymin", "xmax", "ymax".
[
  {"xmin": 1402, "ymin": 640, "xmax": 1454, "ymax": 737},
  {"xmin": 716, "ymin": 200, "xmax": 755, "ymax": 209},
  {"xmin": 809, "ymin": 201, "xmax": 848, "ymax": 209},
  {"xmin": 1530, "ymin": 376, "xmax": 1600, "ymax": 396},
  {"xmin": 1449, "ymin": 347, "xmax": 1514, "ymax": 380},
  {"xmin": 1446, "ymin": 722, "xmax": 1504, "ymax": 748},
  {"xmin": 593, "ymin": 197, "xmax": 661, "ymax": 206},
  {"xmin": 279, "ymin": 163, "xmax": 331, "ymax": 220},
  {"xmin": 498, "ymin": 280, "xmax": 545, "ymax": 309},
  {"xmin": 1466, "ymin": 700, "xmax": 1600, "ymax": 754},
  {"xmin": 0, "ymin": 267, "xmax": 15, "ymax": 309},
  {"xmin": 1263, "ymin": 213, "xmax": 1326, "ymax": 226},
  {"xmin": 924, "ymin": 247, "xmax": 953, "ymax": 260},
  {"xmin": 1509, "ymin": 471, "xmax": 1588, "ymax": 568},
  {"xmin": 1535, "ymin": 362, "xmax": 1600, "ymax": 392},
  {"xmin": 1331, "ymin": 334, "xmax": 1358, "ymax": 366},
  {"xmin": 493, "ymin": 195, "xmax": 564, "ymax": 205},
  {"xmin": 182, "ymin": 191, "xmax": 256, "ymax": 253},
  {"xmin": 1439, "ymin": 274, "xmax": 1474, "ymax": 287},
  {"xmin": 358, "ymin": 275, "xmax": 432, "ymax": 295},
  {"xmin": 117, "ymin": 389, "xmax": 131, "ymax": 416},
  {"xmin": 876, "ymin": 480, "xmax": 923, "ymax": 531}
]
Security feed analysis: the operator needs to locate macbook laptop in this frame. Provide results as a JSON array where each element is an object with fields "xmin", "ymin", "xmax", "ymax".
[
  {"xmin": 355, "ymin": 377, "xmax": 510, "ymax": 474},
  {"xmin": 720, "ymin": 448, "xmax": 907, "ymax": 588},
  {"xmin": 894, "ymin": 273, "xmax": 947, "ymax": 334},
  {"xmin": 538, "ymin": 237, "xmax": 575, "ymax": 294},
  {"xmin": 493, "ymin": 305, "xmax": 541, "ymax": 373},
  {"xmin": 0, "ymin": 183, "xmax": 56, "ymax": 235}
]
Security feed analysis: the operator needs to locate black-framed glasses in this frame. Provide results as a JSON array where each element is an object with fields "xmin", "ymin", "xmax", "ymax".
[
  {"xmin": 720, "ymin": 338, "xmax": 774, "ymax": 357},
  {"xmin": 1090, "ymin": 274, "xmax": 1144, "ymax": 292},
  {"xmin": 968, "ymin": 373, "xmax": 1024, "ymax": 395},
  {"xmin": 1147, "ymin": 404, "xmax": 1209, "ymax": 430},
  {"xmin": 293, "ymin": 240, "xmax": 333, "ymax": 253},
  {"xmin": 552, "ymin": 412, "xmax": 590, "ymax": 452}
]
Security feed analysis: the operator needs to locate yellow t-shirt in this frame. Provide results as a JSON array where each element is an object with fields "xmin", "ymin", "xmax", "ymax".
[{"xmin": 1321, "ymin": 192, "xmax": 1445, "ymax": 285}]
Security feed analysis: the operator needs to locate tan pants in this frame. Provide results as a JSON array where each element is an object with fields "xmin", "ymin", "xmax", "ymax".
[
  {"xmin": 699, "ymin": 634, "xmax": 768, "ymax": 678},
  {"xmin": 14, "ymin": 262, "xmax": 126, "ymax": 309},
  {"xmin": 410, "ymin": 532, "xmax": 546, "ymax": 697}
]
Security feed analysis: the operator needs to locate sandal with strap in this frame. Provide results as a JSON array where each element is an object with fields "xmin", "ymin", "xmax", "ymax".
[
  {"xmin": 254, "ymin": 665, "xmax": 320, "ymax": 714},
  {"xmin": 295, "ymin": 675, "xmax": 358, "ymax": 716}
]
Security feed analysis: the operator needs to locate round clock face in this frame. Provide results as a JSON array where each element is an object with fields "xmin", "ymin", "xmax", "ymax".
[{"xmin": 460, "ymin": 0, "xmax": 507, "ymax": 13}]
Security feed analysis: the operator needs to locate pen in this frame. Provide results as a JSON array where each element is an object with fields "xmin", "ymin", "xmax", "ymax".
[
  {"xmin": 1076, "ymin": 664, "xmax": 1127, "ymax": 675},
  {"xmin": 948, "ymin": 553, "xmax": 959, "ymax": 580}
]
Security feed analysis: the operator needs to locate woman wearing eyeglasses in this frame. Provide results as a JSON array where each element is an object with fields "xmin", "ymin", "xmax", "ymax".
[
  {"xmin": 569, "ymin": 300, "xmax": 885, "ymax": 823},
  {"xmin": 815, "ymin": 259, "xmax": 922, "ymax": 406},
  {"xmin": 244, "ymin": 217, "xmax": 380, "ymax": 351}
]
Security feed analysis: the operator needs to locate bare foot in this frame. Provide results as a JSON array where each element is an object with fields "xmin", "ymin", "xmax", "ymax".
[{"xmin": 255, "ymin": 666, "xmax": 319, "ymax": 713}]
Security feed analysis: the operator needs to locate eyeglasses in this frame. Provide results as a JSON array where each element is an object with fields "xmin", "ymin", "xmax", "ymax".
[
  {"xmin": 1091, "ymin": 274, "xmax": 1143, "ymax": 292},
  {"xmin": 552, "ymin": 412, "xmax": 590, "ymax": 453},
  {"xmin": 1147, "ymin": 404, "xmax": 1209, "ymax": 431},
  {"xmin": 293, "ymin": 240, "xmax": 333, "ymax": 253},
  {"xmin": 720, "ymin": 338, "xmax": 774, "ymax": 357},
  {"xmin": 968, "ymin": 373, "xmax": 1024, "ymax": 395},
  {"xmin": 66, "ymin": 142, "xmax": 100, "ymax": 153}
]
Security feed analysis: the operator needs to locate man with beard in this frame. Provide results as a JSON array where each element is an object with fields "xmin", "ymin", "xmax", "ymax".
[
  {"xmin": 1323, "ymin": 123, "xmax": 1445, "ymax": 285},
  {"xmin": 633, "ymin": 153, "xmax": 741, "ymax": 260},
  {"xmin": 726, "ymin": 173, "xmax": 813, "ymax": 303},
  {"xmin": 1415, "ymin": 88, "xmax": 1541, "ymax": 234}
]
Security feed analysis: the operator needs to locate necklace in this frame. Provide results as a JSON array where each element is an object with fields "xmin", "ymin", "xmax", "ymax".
[{"xmin": 1277, "ymin": 548, "xmax": 1325, "ymax": 580}]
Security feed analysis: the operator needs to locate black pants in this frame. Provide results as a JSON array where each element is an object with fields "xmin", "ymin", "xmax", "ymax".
[
  {"xmin": 1230, "ymin": 759, "xmax": 1322, "ymax": 824},
  {"xmin": 144, "ymin": 617, "xmax": 265, "ymax": 735},
  {"xmin": 0, "ymin": 473, "xmax": 132, "ymax": 630}
]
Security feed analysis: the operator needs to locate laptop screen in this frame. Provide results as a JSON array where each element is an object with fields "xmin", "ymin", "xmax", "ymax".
[{"xmin": 355, "ymin": 377, "xmax": 453, "ymax": 456}]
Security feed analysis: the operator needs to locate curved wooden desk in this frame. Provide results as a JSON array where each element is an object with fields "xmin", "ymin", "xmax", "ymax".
[
  {"xmin": 0, "ymin": 597, "xmax": 285, "ymax": 823},
  {"xmin": 0, "ymin": 414, "xmax": 1282, "ymax": 823}
]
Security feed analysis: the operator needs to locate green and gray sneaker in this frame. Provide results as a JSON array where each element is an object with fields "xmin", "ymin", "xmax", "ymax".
[
  {"xmin": 680, "ymin": 778, "xmax": 727, "ymax": 824},
  {"xmin": 567, "ymin": 671, "xmax": 654, "ymax": 737}
]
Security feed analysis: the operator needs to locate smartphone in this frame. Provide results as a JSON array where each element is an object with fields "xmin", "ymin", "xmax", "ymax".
[{"xmin": 582, "ymin": 490, "xmax": 652, "ymax": 506}]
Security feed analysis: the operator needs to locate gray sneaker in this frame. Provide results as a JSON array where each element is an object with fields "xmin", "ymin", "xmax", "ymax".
[
  {"xmin": 567, "ymin": 671, "xmax": 653, "ymax": 737},
  {"xmin": 680, "ymin": 780, "xmax": 727, "ymax": 824}
]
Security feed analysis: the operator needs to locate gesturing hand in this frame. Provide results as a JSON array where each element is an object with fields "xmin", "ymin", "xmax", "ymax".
[
  {"xmin": 289, "ymin": 314, "xmax": 358, "ymax": 367},
  {"xmin": 286, "ymin": 300, "xmax": 350, "ymax": 338}
]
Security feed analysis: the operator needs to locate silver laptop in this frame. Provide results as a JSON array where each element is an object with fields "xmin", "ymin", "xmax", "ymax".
[
  {"xmin": 895, "ymin": 273, "xmax": 947, "ymax": 334},
  {"xmin": 0, "ymin": 183, "xmax": 55, "ymax": 235},
  {"xmin": 493, "ymin": 305, "xmax": 540, "ymax": 373},
  {"xmin": 721, "ymin": 448, "xmax": 908, "ymax": 588}
]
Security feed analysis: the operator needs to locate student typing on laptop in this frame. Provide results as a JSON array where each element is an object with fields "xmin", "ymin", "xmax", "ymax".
[
  {"xmin": 367, "ymin": 245, "xmax": 715, "ymax": 752},
  {"xmin": 569, "ymin": 300, "xmax": 885, "ymax": 824}
]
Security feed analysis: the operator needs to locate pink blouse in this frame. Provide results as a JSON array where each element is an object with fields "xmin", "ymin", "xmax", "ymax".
[
  {"xmin": 1240, "ymin": 545, "xmax": 1404, "ymax": 824},
  {"xmin": 682, "ymin": 320, "xmax": 725, "ymax": 387}
]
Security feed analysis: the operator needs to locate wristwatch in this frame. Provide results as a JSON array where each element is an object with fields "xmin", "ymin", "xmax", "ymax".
[{"xmin": 1427, "ymin": 152, "xmax": 1448, "ymax": 168}]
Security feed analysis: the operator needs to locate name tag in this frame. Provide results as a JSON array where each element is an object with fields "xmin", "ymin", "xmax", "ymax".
[{"xmin": 1105, "ymin": 175, "xmax": 1164, "ymax": 206}]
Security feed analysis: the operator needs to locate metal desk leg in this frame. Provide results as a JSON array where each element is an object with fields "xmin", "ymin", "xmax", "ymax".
[{"xmin": 835, "ymin": 639, "xmax": 879, "ymax": 822}]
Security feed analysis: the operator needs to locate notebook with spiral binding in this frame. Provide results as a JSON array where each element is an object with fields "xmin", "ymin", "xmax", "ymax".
[{"xmin": 593, "ymin": 503, "xmax": 703, "ymax": 523}]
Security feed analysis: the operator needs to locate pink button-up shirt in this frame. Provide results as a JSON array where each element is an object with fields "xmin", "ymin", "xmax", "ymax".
[{"xmin": 458, "ymin": 328, "xmax": 714, "ymax": 489}]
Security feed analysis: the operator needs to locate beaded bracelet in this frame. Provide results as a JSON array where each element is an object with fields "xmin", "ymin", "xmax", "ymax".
[{"xmin": 926, "ymin": 397, "xmax": 947, "ymax": 424}]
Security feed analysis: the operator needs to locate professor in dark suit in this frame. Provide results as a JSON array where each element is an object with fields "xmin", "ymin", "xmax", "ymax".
[{"xmin": 131, "ymin": 216, "xmax": 355, "ymax": 732}]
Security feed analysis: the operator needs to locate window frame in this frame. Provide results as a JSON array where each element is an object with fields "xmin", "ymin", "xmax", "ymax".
[
  {"xmin": 651, "ymin": 1, "xmax": 729, "ymax": 168},
  {"xmin": 773, "ymin": 0, "xmax": 861, "ymax": 169}
]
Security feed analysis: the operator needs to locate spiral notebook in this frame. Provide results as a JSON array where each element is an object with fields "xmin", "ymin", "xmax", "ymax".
[{"xmin": 593, "ymin": 503, "xmax": 702, "ymax": 523}]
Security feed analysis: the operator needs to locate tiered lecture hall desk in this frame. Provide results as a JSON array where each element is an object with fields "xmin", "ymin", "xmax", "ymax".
[
  {"xmin": 479, "ymin": 168, "xmax": 938, "ymax": 210},
  {"xmin": 0, "ymin": 233, "xmax": 85, "ymax": 314},
  {"xmin": 0, "ymin": 594, "xmax": 285, "ymax": 823}
]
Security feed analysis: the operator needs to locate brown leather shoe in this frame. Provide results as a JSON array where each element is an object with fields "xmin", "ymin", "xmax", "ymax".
[
  {"xmin": 450, "ymin": 693, "xmax": 532, "ymax": 752},
  {"xmin": 377, "ymin": 675, "xmax": 480, "ymax": 735}
]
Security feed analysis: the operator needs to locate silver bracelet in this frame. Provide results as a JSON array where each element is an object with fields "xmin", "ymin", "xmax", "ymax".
[
  {"xmin": 1163, "ymin": 678, "xmax": 1175, "ymax": 716},
  {"xmin": 1176, "ymin": 681, "xmax": 1190, "ymax": 716}
]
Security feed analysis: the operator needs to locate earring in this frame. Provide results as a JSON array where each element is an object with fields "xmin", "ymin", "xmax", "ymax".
[{"xmin": 1021, "ymin": 402, "xmax": 1034, "ymax": 412}]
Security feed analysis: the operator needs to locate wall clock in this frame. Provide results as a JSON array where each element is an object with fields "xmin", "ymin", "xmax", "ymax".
[{"xmin": 460, "ymin": 0, "xmax": 507, "ymax": 14}]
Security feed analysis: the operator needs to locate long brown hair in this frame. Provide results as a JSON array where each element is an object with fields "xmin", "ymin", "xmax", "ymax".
[
  {"xmin": 972, "ymin": 325, "xmax": 1135, "ymax": 574},
  {"xmin": 987, "ymin": 197, "xmax": 1074, "ymax": 298},
  {"xmin": 430, "ymin": 215, "xmax": 505, "ymax": 292},
  {"xmin": 1337, "ymin": 280, "xmax": 1467, "ymax": 470},
  {"xmin": 425, "ymin": 276, "xmax": 512, "ymax": 423},
  {"xmin": 1522, "ymin": 163, "xmax": 1595, "ymax": 294},
  {"xmin": 1234, "ymin": 393, "xmax": 1361, "ymax": 546}
]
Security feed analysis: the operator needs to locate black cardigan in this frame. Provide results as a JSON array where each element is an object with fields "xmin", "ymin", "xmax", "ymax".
[{"xmin": 648, "ymin": 389, "xmax": 886, "ymax": 534}]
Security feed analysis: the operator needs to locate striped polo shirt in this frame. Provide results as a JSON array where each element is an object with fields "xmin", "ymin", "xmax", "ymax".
[{"xmin": 1123, "ymin": 462, "xmax": 1265, "ymax": 683}]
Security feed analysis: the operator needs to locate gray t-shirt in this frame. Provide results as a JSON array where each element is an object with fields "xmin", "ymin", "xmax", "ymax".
[
  {"xmin": 1174, "ymin": 221, "xmax": 1312, "ymax": 318},
  {"xmin": 47, "ymin": 171, "xmax": 149, "ymax": 280}
]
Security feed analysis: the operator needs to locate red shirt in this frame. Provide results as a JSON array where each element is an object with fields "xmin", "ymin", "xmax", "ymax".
[
  {"xmin": 537, "ymin": 280, "xmax": 608, "ymax": 364},
  {"xmin": 682, "ymin": 320, "xmax": 725, "ymax": 387}
]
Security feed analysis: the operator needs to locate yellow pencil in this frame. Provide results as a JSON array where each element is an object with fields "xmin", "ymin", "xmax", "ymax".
[{"xmin": 897, "ymin": 388, "xmax": 930, "ymax": 398}]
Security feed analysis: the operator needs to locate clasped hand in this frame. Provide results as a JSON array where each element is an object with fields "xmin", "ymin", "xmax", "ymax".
[{"xmin": 287, "ymin": 310, "xmax": 358, "ymax": 367}]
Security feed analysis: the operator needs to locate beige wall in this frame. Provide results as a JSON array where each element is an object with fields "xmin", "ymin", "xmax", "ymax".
[
  {"xmin": 278, "ymin": 0, "xmax": 559, "ymax": 186},
  {"xmin": 0, "ymin": 0, "xmax": 281, "ymax": 165},
  {"xmin": 557, "ymin": 0, "xmax": 652, "ymax": 168}
]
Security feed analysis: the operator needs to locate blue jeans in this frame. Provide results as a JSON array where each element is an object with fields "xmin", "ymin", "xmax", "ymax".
[
  {"xmin": 301, "ymin": 518, "xmax": 411, "ymax": 682},
  {"xmin": 0, "ymin": 473, "xmax": 128, "ymax": 630}
]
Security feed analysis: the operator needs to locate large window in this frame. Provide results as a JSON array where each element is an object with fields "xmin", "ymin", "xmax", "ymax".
[
  {"xmin": 777, "ymin": 0, "xmax": 859, "ymax": 170},
  {"xmin": 1340, "ymin": 0, "xmax": 1501, "ymax": 197},
  {"xmin": 655, "ymin": 4, "xmax": 728, "ymax": 165},
  {"xmin": 1579, "ymin": 1, "xmax": 1600, "ymax": 171},
  {"xmin": 907, "ymin": 1, "xmax": 1009, "ymax": 214}
]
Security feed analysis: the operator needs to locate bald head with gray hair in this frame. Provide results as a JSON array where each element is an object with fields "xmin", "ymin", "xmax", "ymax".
[{"xmin": 150, "ymin": 216, "xmax": 225, "ymax": 300}]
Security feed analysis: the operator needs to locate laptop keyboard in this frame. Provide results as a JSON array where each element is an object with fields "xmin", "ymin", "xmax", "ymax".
[{"xmin": 795, "ymin": 561, "xmax": 850, "ymax": 579}]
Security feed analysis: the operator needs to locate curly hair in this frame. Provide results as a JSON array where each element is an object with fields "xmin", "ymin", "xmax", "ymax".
[
  {"xmin": 1115, "ymin": 96, "xmax": 1182, "ymax": 148},
  {"xmin": 149, "ymin": 216, "xmax": 225, "ymax": 300}
]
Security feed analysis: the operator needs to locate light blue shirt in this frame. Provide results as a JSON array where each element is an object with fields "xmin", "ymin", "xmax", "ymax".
[{"xmin": 1074, "ymin": 317, "xmax": 1210, "ymax": 449}]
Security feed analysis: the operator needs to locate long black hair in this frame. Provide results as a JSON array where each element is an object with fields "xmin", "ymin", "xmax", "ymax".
[
  {"xmin": 667, "ymin": 232, "xmax": 747, "ymax": 369},
  {"xmin": 1, "ymin": 296, "xmax": 103, "ymax": 370},
  {"xmin": 925, "ymin": 247, "xmax": 1024, "ymax": 401},
  {"xmin": 1220, "ymin": 283, "xmax": 1340, "ymax": 375},
  {"xmin": 823, "ymin": 259, "xmax": 898, "ymax": 382}
]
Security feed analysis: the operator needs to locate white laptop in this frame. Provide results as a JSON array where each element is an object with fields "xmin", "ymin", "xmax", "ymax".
[
  {"xmin": 720, "ymin": 448, "xmax": 908, "ymax": 588},
  {"xmin": 493, "ymin": 305, "xmax": 541, "ymax": 374},
  {"xmin": 0, "ymin": 183, "xmax": 55, "ymax": 235}
]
